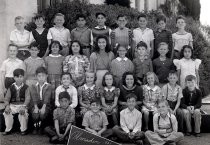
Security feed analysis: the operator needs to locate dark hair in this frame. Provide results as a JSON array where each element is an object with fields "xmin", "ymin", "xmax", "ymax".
[
  {"xmin": 59, "ymin": 91, "xmax": 71, "ymax": 101},
  {"xmin": 137, "ymin": 13, "xmax": 147, "ymax": 20},
  {"xmin": 117, "ymin": 14, "xmax": 127, "ymax": 20},
  {"xmin": 29, "ymin": 41, "xmax": 40, "ymax": 50},
  {"xmin": 126, "ymin": 93, "xmax": 137, "ymax": 101},
  {"xmin": 49, "ymin": 40, "xmax": 63, "ymax": 54},
  {"xmin": 122, "ymin": 72, "xmax": 137, "ymax": 87},
  {"xmin": 180, "ymin": 45, "xmax": 195, "ymax": 59},
  {"xmin": 76, "ymin": 14, "xmax": 86, "ymax": 20},
  {"xmin": 61, "ymin": 72, "xmax": 72, "ymax": 80},
  {"xmin": 94, "ymin": 35, "xmax": 111, "ymax": 53},
  {"xmin": 156, "ymin": 15, "xmax": 167, "ymax": 23},
  {"xmin": 69, "ymin": 40, "xmax": 83, "ymax": 55},
  {"xmin": 95, "ymin": 12, "xmax": 106, "ymax": 18},
  {"xmin": 158, "ymin": 42, "xmax": 168, "ymax": 48},
  {"xmin": 36, "ymin": 66, "xmax": 47, "ymax": 75},
  {"xmin": 136, "ymin": 41, "xmax": 147, "ymax": 49},
  {"xmin": 34, "ymin": 14, "xmax": 46, "ymax": 21},
  {"xmin": 168, "ymin": 70, "xmax": 178, "ymax": 77},
  {"xmin": 102, "ymin": 72, "xmax": 116, "ymax": 87},
  {"xmin": 13, "ymin": 68, "xmax": 24, "ymax": 77},
  {"xmin": 90, "ymin": 99, "xmax": 101, "ymax": 106},
  {"xmin": 176, "ymin": 15, "xmax": 186, "ymax": 23},
  {"xmin": 8, "ymin": 44, "xmax": 18, "ymax": 50},
  {"xmin": 185, "ymin": 75, "xmax": 196, "ymax": 82}
]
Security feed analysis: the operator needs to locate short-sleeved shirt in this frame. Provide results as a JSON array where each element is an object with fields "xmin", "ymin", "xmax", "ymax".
[
  {"xmin": 1, "ymin": 58, "xmax": 24, "ymax": 77},
  {"xmin": 162, "ymin": 83, "xmax": 183, "ymax": 102},
  {"xmin": 100, "ymin": 87, "xmax": 120, "ymax": 104},
  {"xmin": 172, "ymin": 32, "xmax": 193, "ymax": 52},
  {"xmin": 53, "ymin": 106, "xmax": 75, "ymax": 128},
  {"xmin": 10, "ymin": 29, "xmax": 34, "ymax": 50},
  {"xmin": 133, "ymin": 28, "xmax": 154, "ymax": 51},
  {"xmin": 82, "ymin": 110, "xmax": 108, "ymax": 131},
  {"xmin": 47, "ymin": 26, "xmax": 71, "ymax": 46},
  {"xmin": 71, "ymin": 27, "xmax": 91, "ymax": 47}
]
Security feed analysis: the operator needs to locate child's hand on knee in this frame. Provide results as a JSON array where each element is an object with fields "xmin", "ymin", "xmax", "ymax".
[
  {"xmin": 4, "ymin": 105, "xmax": 11, "ymax": 114},
  {"xmin": 19, "ymin": 106, "xmax": 26, "ymax": 115},
  {"xmin": 40, "ymin": 106, "xmax": 46, "ymax": 115}
]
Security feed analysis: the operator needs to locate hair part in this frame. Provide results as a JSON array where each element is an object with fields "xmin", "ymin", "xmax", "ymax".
[
  {"xmin": 102, "ymin": 72, "xmax": 116, "ymax": 87},
  {"xmin": 122, "ymin": 71, "xmax": 137, "ymax": 86},
  {"xmin": 180, "ymin": 45, "xmax": 195, "ymax": 59},
  {"xmin": 13, "ymin": 68, "xmax": 24, "ymax": 77},
  {"xmin": 185, "ymin": 75, "xmax": 197, "ymax": 82},
  {"xmin": 69, "ymin": 40, "xmax": 83, "ymax": 55}
]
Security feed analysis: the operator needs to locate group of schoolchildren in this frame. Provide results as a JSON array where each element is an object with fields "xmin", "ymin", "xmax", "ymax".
[{"xmin": 0, "ymin": 11, "xmax": 203, "ymax": 145}]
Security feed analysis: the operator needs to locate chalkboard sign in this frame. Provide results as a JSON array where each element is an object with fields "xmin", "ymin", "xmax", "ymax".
[{"xmin": 67, "ymin": 125, "xmax": 121, "ymax": 145}]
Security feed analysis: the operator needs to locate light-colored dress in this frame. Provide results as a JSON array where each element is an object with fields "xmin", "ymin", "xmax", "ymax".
[{"xmin": 173, "ymin": 58, "xmax": 201, "ymax": 88}]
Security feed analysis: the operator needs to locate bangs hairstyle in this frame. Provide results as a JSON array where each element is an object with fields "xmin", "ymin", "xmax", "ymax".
[
  {"xmin": 122, "ymin": 71, "xmax": 137, "ymax": 87},
  {"xmin": 126, "ymin": 93, "xmax": 137, "ymax": 101},
  {"xmin": 168, "ymin": 70, "xmax": 178, "ymax": 77},
  {"xmin": 61, "ymin": 72, "xmax": 72, "ymax": 80},
  {"xmin": 36, "ymin": 66, "xmax": 47, "ymax": 75},
  {"xmin": 95, "ymin": 12, "xmax": 106, "ymax": 18},
  {"xmin": 144, "ymin": 72, "xmax": 159, "ymax": 85},
  {"xmin": 136, "ymin": 41, "xmax": 147, "ymax": 49},
  {"xmin": 76, "ymin": 14, "xmax": 86, "ymax": 20},
  {"xmin": 85, "ymin": 71, "xmax": 97, "ymax": 82},
  {"xmin": 34, "ymin": 14, "xmax": 46, "ymax": 21},
  {"xmin": 102, "ymin": 72, "xmax": 116, "ymax": 87},
  {"xmin": 180, "ymin": 45, "xmax": 195, "ymax": 60},
  {"xmin": 94, "ymin": 35, "xmax": 111, "ymax": 53},
  {"xmin": 13, "ymin": 68, "xmax": 24, "ymax": 77},
  {"xmin": 49, "ymin": 40, "xmax": 63, "ymax": 54},
  {"xmin": 185, "ymin": 75, "xmax": 196, "ymax": 82},
  {"xmin": 137, "ymin": 13, "xmax": 147, "ymax": 20},
  {"xmin": 176, "ymin": 15, "xmax": 186, "ymax": 23},
  {"xmin": 158, "ymin": 42, "xmax": 168, "ymax": 49},
  {"xmin": 69, "ymin": 40, "xmax": 83, "ymax": 55},
  {"xmin": 29, "ymin": 41, "xmax": 40, "ymax": 50},
  {"xmin": 8, "ymin": 44, "xmax": 18, "ymax": 50},
  {"xmin": 156, "ymin": 15, "xmax": 167, "ymax": 23}
]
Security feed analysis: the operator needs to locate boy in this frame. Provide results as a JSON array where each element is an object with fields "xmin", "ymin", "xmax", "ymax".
[
  {"xmin": 1, "ymin": 44, "xmax": 25, "ymax": 92},
  {"xmin": 145, "ymin": 99, "xmax": 184, "ymax": 145},
  {"xmin": 10, "ymin": 16, "xmax": 34, "ymax": 60},
  {"xmin": 172, "ymin": 15, "xmax": 193, "ymax": 59},
  {"xmin": 133, "ymin": 13, "xmax": 154, "ymax": 58},
  {"xmin": 3, "ymin": 69, "xmax": 30, "ymax": 135},
  {"xmin": 45, "ymin": 91, "xmax": 75, "ymax": 144},
  {"xmin": 71, "ymin": 14, "xmax": 91, "ymax": 58},
  {"xmin": 82, "ymin": 99, "xmax": 112, "ymax": 138},
  {"xmin": 153, "ymin": 42, "xmax": 174, "ymax": 86},
  {"xmin": 29, "ymin": 66, "xmax": 53, "ymax": 134},
  {"xmin": 110, "ymin": 14, "xmax": 134, "ymax": 59},
  {"xmin": 55, "ymin": 72, "xmax": 78, "ymax": 109},
  {"xmin": 24, "ymin": 41, "xmax": 45, "ymax": 87},
  {"xmin": 153, "ymin": 15, "xmax": 172, "ymax": 60},
  {"xmin": 113, "ymin": 93, "xmax": 144, "ymax": 145},
  {"xmin": 161, "ymin": 71, "xmax": 184, "ymax": 132},
  {"xmin": 91, "ymin": 12, "xmax": 111, "ymax": 47},
  {"xmin": 180, "ymin": 75, "xmax": 202, "ymax": 137}
]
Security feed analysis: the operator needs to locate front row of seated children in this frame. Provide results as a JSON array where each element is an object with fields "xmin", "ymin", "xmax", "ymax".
[{"xmin": 2, "ymin": 67, "xmax": 202, "ymax": 145}]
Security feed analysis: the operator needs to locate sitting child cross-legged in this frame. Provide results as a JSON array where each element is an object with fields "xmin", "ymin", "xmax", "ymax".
[
  {"xmin": 113, "ymin": 93, "xmax": 145, "ymax": 145},
  {"xmin": 145, "ymin": 99, "xmax": 184, "ymax": 145},
  {"xmin": 45, "ymin": 91, "xmax": 75, "ymax": 144}
]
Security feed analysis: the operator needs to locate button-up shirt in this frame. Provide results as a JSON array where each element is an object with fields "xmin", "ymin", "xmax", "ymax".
[
  {"xmin": 36, "ymin": 82, "xmax": 48, "ymax": 100},
  {"xmin": 162, "ymin": 83, "xmax": 183, "ymax": 102},
  {"xmin": 120, "ymin": 108, "xmax": 142, "ymax": 133}
]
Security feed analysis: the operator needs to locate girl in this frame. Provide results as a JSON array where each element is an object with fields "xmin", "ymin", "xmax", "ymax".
[
  {"xmin": 110, "ymin": 44, "xmax": 134, "ymax": 87},
  {"xmin": 90, "ymin": 35, "xmax": 114, "ymax": 87},
  {"xmin": 101, "ymin": 72, "xmax": 120, "ymax": 126},
  {"xmin": 142, "ymin": 72, "xmax": 161, "ymax": 131},
  {"xmin": 173, "ymin": 45, "xmax": 201, "ymax": 89},
  {"xmin": 63, "ymin": 40, "xmax": 90, "ymax": 88},
  {"xmin": 47, "ymin": 13, "xmax": 71, "ymax": 56},
  {"xmin": 133, "ymin": 41, "xmax": 153, "ymax": 85},
  {"xmin": 31, "ymin": 14, "xmax": 48, "ymax": 58},
  {"xmin": 45, "ymin": 41, "xmax": 64, "ymax": 94},
  {"xmin": 78, "ymin": 71, "xmax": 101, "ymax": 115},
  {"xmin": 118, "ymin": 72, "xmax": 143, "ymax": 111}
]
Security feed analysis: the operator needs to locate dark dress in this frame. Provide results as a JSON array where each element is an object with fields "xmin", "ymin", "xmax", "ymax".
[{"xmin": 32, "ymin": 28, "xmax": 48, "ymax": 57}]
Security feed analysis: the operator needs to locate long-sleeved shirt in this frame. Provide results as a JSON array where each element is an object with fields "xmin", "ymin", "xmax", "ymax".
[
  {"xmin": 55, "ymin": 85, "xmax": 78, "ymax": 109},
  {"xmin": 120, "ymin": 108, "xmax": 142, "ymax": 133},
  {"xmin": 180, "ymin": 87, "xmax": 202, "ymax": 109},
  {"xmin": 153, "ymin": 113, "xmax": 178, "ymax": 136}
]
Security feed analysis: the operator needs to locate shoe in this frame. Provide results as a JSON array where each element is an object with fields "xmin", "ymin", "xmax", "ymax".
[
  {"xmin": 50, "ymin": 136, "xmax": 58, "ymax": 143},
  {"xmin": 21, "ymin": 130, "xmax": 27, "ymax": 135},
  {"xmin": 185, "ymin": 132, "xmax": 191, "ymax": 136},
  {"xmin": 136, "ymin": 140, "xmax": 143, "ymax": 145},
  {"xmin": 2, "ymin": 130, "xmax": 12, "ymax": 135},
  {"xmin": 194, "ymin": 133, "xmax": 201, "ymax": 137}
]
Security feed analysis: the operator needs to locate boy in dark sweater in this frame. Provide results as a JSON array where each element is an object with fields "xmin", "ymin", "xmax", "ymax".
[{"xmin": 180, "ymin": 75, "xmax": 202, "ymax": 137}]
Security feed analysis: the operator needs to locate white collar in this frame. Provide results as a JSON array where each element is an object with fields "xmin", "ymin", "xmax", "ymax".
[
  {"xmin": 157, "ymin": 112, "xmax": 171, "ymax": 118},
  {"xmin": 13, "ymin": 83, "xmax": 24, "ymax": 90},
  {"xmin": 54, "ymin": 26, "xmax": 65, "ymax": 30},
  {"xmin": 116, "ymin": 57, "xmax": 128, "ymax": 61},
  {"xmin": 95, "ymin": 25, "xmax": 107, "ymax": 29},
  {"xmin": 104, "ymin": 86, "xmax": 115, "ymax": 92},
  {"xmin": 49, "ymin": 54, "xmax": 62, "ymax": 57},
  {"xmin": 14, "ymin": 29, "xmax": 29, "ymax": 33},
  {"xmin": 7, "ymin": 58, "xmax": 20, "ymax": 61},
  {"xmin": 125, "ymin": 108, "xmax": 137, "ymax": 113},
  {"xmin": 36, "ymin": 82, "xmax": 48, "ymax": 87},
  {"xmin": 84, "ymin": 84, "xmax": 95, "ymax": 90},
  {"xmin": 145, "ymin": 85, "xmax": 158, "ymax": 91},
  {"xmin": 29, "ymin": 56, "xmax": 41, "ymax": 60},
  {"xmin": 135, "ymin": 27, "xmax": 149, "ymax": 31}
]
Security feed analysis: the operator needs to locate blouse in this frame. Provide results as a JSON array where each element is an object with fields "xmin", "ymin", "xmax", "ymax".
[{"xmin": 100, "ymin": 87, "xmax": 120, "ymax": 104}]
